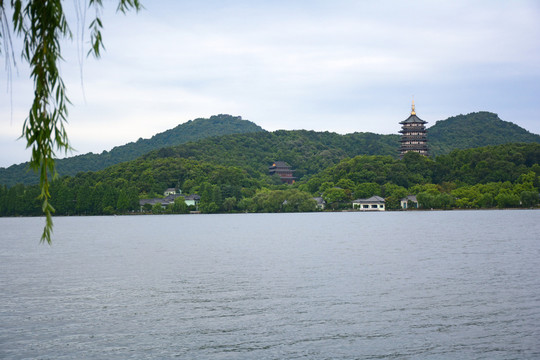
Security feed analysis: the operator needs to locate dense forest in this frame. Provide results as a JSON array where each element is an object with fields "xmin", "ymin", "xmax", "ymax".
[
  {"xmin": 1, "ymin": 143, "xmax": 538, "ymax": 216},
  {"xmin": 428, "ymin": 112, "xmax": 540, "ymax": 155},
  {"xmin": 1, "ymin": 111, "xmax": 539, "ymax": 187},
  {"xmin": 0, "ymin": 114, "xmax": 264, "ymax": 186},
  {"xmin": 300, "ymin": 143, "xmax": 540, "ymax": 210},
  {"xmin": 142, "ymin": 130, "xmax": 400, "ymax": 181}
]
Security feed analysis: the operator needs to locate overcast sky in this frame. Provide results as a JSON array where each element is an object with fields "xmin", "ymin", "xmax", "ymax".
[{"xmin": 1, "ymin": 0, "xmax": 539, "ymax": 168}]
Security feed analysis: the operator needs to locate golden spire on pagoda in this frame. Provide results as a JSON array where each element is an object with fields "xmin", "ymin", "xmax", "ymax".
[{"xmin": 411, "ymin": 96, "xmax": 416, "ymax": 115}]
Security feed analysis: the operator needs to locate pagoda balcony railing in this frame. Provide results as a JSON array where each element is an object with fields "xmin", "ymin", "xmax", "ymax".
[
  {"xmin": 400, "ymin": 124, "xmax": 426, "ymax": 129},
  {"xmin": 399, "ymin": 148, "xmax": 429, "ymax": 153},
  {"xmin": 400, "ymin": 140, "xmax": 428, "ymax": 144},
  {"xmin": 400, "ymin": 145, "xmax": 429, "ymax": 151},
  {"xmin": 400, "ymin": 142, "xmax": 429, "ymax": 147},
  {"xmin": 401, "ymin": 141, "xmax": 427, "ymax": 146},
  {"xmin": 399, "ymin": 129, "xmax": 426, "ymax": 134},
  {"xmin": 400, "ymin": 136, "xmax": 427, "ymax": 141}
]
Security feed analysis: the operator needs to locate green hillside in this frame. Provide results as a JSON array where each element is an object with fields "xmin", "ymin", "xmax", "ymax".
[
  {"xmin": 0, "ymin": 114, "xmax": 264, "ymax": 186},
  {"xmin": 2, "ymin": 143, "xmax": 538, "ymax": 216},
  {"xmin": 428, "ymin": 111, "xmax": 540, "ymax": 156},
  {"xmin": 305, "ymin": 143, "xmax": 540, "ymax": 190},
  {"xmin": 141, "ymin": 130, "xmax": 399, "ymax": 182},
  {"xmin": 2, "ymin": 111, "xmax": 539, "ymax": 187},
  {"xmin": 139, "ymin": 111, "xmax": 540, "ymax": 181}
]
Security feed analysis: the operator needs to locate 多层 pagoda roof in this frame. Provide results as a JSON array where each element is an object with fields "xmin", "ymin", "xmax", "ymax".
[
  {"xmin": 399, "ymin": 113, "xmax": 427, "ymax": 125},
  {"xmin": 270, "ymin": 161, "xmax": 291, "ymax": 168}
]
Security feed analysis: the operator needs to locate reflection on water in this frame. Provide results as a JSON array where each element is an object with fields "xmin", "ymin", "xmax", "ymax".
[{"xmin": 1, "ymin": 211, "xmax": 539, "ymax": 359}]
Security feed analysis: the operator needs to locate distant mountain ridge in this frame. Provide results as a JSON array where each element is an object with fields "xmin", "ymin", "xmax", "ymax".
[
  {"xmin": 428, "ymin": 111, "xmax": 540, "ymax": 155},
  {"xmin": 1, "ymin": 111, "xmax": 538, "ymax": 187},
  {"xmin": 0, "ymin": 114, "xmax": 264, "ymax": 186},
  {"xmin": 138, "ymin": 111, "xmax": 539, "ymax": 181}
]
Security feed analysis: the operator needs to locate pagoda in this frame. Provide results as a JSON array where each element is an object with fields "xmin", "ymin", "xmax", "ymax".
[
  {"xmin": 399, "ymin": 99, "xmax": 428, "ymax": 158},
  {"xmin": 269, "ymin": 161, "xmax": 296, "ymax": 184}
]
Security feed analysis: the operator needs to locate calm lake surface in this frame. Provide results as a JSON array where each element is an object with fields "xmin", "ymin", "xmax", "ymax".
[{"xmin": 1, "ymin": 211, "xmax": 539, "ymax": 359}]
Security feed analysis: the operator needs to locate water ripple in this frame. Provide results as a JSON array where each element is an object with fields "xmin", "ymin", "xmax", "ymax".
[{"xmin": 1, "ymin": 211, "xmax": 539, "ymax": 359}]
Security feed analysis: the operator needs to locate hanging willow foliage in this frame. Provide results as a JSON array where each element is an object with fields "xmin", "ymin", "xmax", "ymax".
[{"xmin": 0, "ymin": 0, "xmax": 141, "ymax": 244}]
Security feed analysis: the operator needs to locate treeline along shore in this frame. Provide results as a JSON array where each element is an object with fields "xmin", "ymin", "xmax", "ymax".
[
  {"xmin": 1, "ymin": 112, "xmax": 539, "ymax": 216},
  {"xmin": 1, "ymin": 142, "xmax": 538, "ymax": 216}
]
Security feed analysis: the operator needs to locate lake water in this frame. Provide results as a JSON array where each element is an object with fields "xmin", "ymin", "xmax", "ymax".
[{"xmin": 1, "ymin": 210, "xmax": 539, "ymax": 359}]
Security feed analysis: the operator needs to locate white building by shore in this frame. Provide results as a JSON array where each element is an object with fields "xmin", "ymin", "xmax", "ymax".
[{"xmin": 352, "ymin": 196, "xmax": 385, "ymax": 211}]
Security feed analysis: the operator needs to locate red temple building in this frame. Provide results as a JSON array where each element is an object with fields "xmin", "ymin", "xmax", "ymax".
[{"xmin": 269, "ymin": 161, "xmax": 296, "ymax": 184}]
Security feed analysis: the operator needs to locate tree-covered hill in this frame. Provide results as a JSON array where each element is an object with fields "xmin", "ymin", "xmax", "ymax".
[
  {"xmin": 428, "ymin": 111, "xmax": 540, "ymax": 156},
  {"xmin": 0, "ymin": 114, "xmax": 264, "ymax": 186},
  {"xmin": 2, "ymin": 111, "xmax": 539, "ymax": 187},
  {"xmin": 142, "ymin": 130, "xmax": 400, "ymax": 181},
  {"xmin": 298, "ymin": 142, "xmax": 540, "ymax": 210},
  {"xmin": 304, "ymin": 143, "xmax": 540, "ymax": 191},
  {"xmin": 141, "ymin": 111, "xmax": 540, "ymax": 181},
  {"xmin": 2, "ymin": 143, "xmax": 538, "ymax": 216}
]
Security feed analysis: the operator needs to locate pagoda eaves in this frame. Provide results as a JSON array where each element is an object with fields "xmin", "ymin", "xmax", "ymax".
[{"xmin": 398, "ymin": 100, "xmax": 429, "ymax": 158}]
